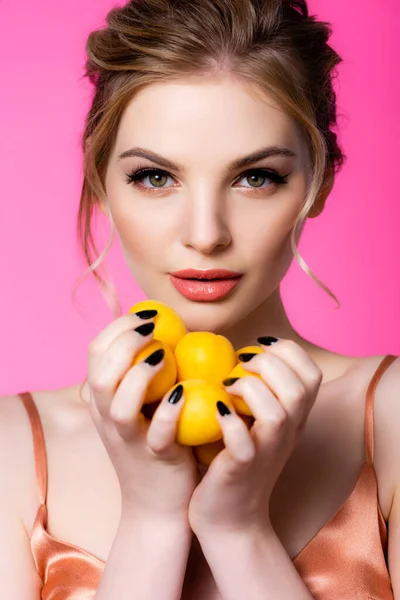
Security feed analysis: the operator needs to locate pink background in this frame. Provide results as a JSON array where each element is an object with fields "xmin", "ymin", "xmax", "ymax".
[{"xmin": 1, "ymin": 1, "xmax": 399, "ymax": 396}]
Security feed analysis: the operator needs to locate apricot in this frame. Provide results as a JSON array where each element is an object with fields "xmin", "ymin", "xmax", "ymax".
[
  {"xmin": 175, "ymin": 331, "xmax": 236, "ymax": 386},
  {"xmin": 132, "ymin": 339, "xmax": 177, "ymax": 404},
  {"xmin": 228, "ymin": 346, "xmax": 264, "ymax": 416},
  {"xmin": 128, "ymin": 299, "xmax": 187, "ymax": 351},
  {"xmin": 172, "ymin": 379, "xmax": 235, "ymax": 446}
]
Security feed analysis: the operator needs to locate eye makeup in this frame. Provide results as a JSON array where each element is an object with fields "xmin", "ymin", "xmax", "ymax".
[{"xmin": 124, "ymin": 162, "xmax": 292, "ymax": 196}]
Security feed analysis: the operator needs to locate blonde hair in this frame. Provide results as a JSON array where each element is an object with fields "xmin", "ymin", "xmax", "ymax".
[{"xmin": 72, "ymin": 0, "xmax": 346, "ymax": 319}]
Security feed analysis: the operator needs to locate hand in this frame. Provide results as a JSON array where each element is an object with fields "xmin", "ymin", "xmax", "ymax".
[
  {"xmin": 187, "ymin": 338, "xmax": 323, "ymax": 539},
  {"xmin": 87, "ymin": 312, "xmax": 199, "ymax": 523}
]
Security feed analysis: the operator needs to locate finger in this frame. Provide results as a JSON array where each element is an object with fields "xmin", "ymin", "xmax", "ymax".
[
  {"xmin": 88, "ymin": 311, "xmax": 157, "ymax": 359},
  {"xmin": 109, "ymin": 348, "xmax": 166, "ymax": 442},
  {"xmin": 146, "ymin": 383, "xmax": 187, "ymax": 461},
  {"xmin": 215, "ymin": 400, "xmax": 256, "ymax": 468},
  {"xmin": 88, "ymin": 322, "xmax": 157, "ymax": 418},
  {"xmin": 257, "ymin": 338, "xmax": 323, "ymax": 390},
  {"xmin": 238, "ymin": 350, "xmax": 308, "ymax": 424},
  {"xmin": 224, "ymin": 375, "xmax": 286, "ymax": 426}
]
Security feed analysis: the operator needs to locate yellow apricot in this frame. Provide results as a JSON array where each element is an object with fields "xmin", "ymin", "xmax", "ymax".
[
  {"xmin": 173, "ymin": 379, "xmax": 235, "ymax": 446},
  {"xmin": 175, "ymin": 332, "xmax": 236, "ymax": 386},
  {"xmin": 132, "ymin": 339, "xmax": 177, "ymax": 404},
  {"xmin": 225, "ymin": 361, "xmax": 264, "ymax": 416},
  {"xmin": 128, "ymin": 299, "xmax": 187, "ymax": 351}
]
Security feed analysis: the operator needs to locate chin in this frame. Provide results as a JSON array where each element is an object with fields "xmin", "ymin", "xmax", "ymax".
[
  {"xmin": 145, "ymin": 278, "xmax": 250, "ymax": 332},
  {"xmin": 176, "ymin": 300, "xmax": 241, "ymax": 334}
]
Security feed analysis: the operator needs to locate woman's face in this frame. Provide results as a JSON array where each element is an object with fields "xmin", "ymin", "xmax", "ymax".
[{"xmin": 104, "ymin": 74, "xmax": 311, "ymax": 332}]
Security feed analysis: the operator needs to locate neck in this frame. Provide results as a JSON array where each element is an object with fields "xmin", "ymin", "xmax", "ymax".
[
  {"xmin": 217, "ymin": 287, "xmax": 356, "ymax": 385},
  {"xmin": 220, "ymin": 287, "xmax": 302, "ymax": 350}
]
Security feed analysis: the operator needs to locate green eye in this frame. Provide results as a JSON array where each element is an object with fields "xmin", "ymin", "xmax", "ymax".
[
  {"xmin": 125, "ymin": 166, "xmax": 291, "ymax": 191},
  {"xmin": 126, "ymin": 168, "xmax": 172, "ymax": 189},
  {"xmin": 245, "ymin": 173, "xmax": 266, "ymax": 187},
  {"xmin": 236, "ymin": 168, "xmax": 290, "ymax": 189},
  {"xmin": 147, "ymin": 172, "xmax": 168, "ymax": 188}
]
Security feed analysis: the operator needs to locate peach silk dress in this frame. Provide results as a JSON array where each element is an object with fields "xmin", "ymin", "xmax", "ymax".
[{"xmin": 18, "ymin": 354, "xmax": 397, "ymax": 599}]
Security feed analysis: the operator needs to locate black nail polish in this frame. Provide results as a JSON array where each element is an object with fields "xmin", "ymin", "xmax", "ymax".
[
  {"xmin": 168, "ymin": 384, "xmax": 183, "ymax": 404},
  {"xmin": 144, "ymin": 348, "xmax": 165, "ymax": 366},
  {"xmin": 134, "ymin": 322, "xmax": 155, "ymax": 336},
  {"xmin": 135, "ymin": 309, "xmax": 158, "ymax": 319},
  {"xmin": 257, "ymin": 336, "xmax": 279, "ymax": 346},
  {"xmin": 222, "ymin": 377, "xmax": 240, "ymax": 386},
  {"xmin": 217, "ymin": 400, "xmax": 231, "ymax": 416},
  {"xmin": 238, "ymin": 352, "xmax": 256, "ymax": 362}
]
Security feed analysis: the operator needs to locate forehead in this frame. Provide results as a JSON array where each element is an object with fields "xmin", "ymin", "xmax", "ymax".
[{"xmin": 113, "ymin": 74, "xmax": 306, "ymax": 163}]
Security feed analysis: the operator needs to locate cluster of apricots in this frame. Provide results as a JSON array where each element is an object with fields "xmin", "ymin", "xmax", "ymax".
[{"xmin": 127, "ymin": 299, "xmax": 263, "ymax": 466}]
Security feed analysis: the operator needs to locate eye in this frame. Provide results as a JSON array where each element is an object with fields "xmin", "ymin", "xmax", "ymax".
[
  {"xmin": 125, "ymin": 167, "xmax": 175, "ymax": 191},
  {"xmin": 234, "ymin": 168, "xmax": 290, "ymax": 189},
  {"xmin": 125, "ymin": 166, "xmax": 291, "ymax": 192}
]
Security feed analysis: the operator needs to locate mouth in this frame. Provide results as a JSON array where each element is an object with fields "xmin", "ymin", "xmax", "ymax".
[
  {"xmin": 169, "ymin": 268, "xmax": 243, "ymax": 281},
  {"xmin": 169, "ymin": 270, "xmax": 243, "ymax": 301}
]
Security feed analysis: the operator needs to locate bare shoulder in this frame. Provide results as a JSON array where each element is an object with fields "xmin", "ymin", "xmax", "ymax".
[
  {"xmin": 0, "ymin": 386, "xmax": 90, "ymax": 454},
  {"xmin": 354, "ymin": 353, "xmax": 400, "ymax": 461},
  {"xmin": 0, "ymin": 387, "xmax": 94, "ymax": 534},
  {"xmin": 0, "ymin": 394, "xmax": 44, "ymax": 600},
  {"xmin": 318, "ymin": 352, "xmax": 399, "ymax": 521},
  {"xmin": 369, "ymin": 354, "xmax": 400, "ymax": 510},
  {"xmin": 9, "ymin": 386, "xmax": 120, "ymax": 557},
  {"xmin": 0, "ymin": 388, "xmax": 94, "ymax": 595},
  {"xmin": 0, "ymin": 393, "xmax": 40, "ymax": 513},
  {"xmin": 339, "ymin": 353, "xmax": 400, "ymax": 521}
]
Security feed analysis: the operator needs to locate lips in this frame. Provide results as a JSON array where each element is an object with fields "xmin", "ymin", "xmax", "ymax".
[
  {"xmin": 170, "ymin": 269, "xmax": 242, "ymax": 280},
  {"xmin": 169, "ymin": 269, "xmax": 243, "ymax": 301}
]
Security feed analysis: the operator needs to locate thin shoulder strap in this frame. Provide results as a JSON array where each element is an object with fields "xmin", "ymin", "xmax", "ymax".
[
  {"xmin": 365, "ymin": 355, "xmax": 397, "ymax": 463},
  {"xmin": 18, "ymin": 391, "xmax": 48, "ymax": 506}
]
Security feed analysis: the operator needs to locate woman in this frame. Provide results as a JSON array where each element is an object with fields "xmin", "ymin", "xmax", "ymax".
[{"xmin": 1, "ymin": 0, "xmax": 399, "ymax": 598}]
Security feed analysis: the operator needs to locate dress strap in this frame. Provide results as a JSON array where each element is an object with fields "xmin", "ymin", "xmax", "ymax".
[
  {"xmin": 19, "ymin": 391, "xmax": 48, "ymax": 506},
  {"xmin": 364, "ymin": 355, "xmax": 397, "ymax": 464}
]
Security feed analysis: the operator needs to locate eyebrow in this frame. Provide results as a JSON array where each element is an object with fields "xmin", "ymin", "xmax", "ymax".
[{"xmin": 117, "ymin": 145, "xmax": 298, "ymax": 172}]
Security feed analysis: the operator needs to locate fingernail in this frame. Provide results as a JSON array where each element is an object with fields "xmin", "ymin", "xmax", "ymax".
[
  {"xmin": 257, "ymin": 336, "xmax": 279, "ymax": 346},
  {"xmin": 222, "ymin": 377, "xmax": 240, "ymax": 386},
  {"xmin": 217, "ymin": 400, "xmax": 231, "ymax": 416},
  {"xmin": 144, "ymin": 348, "xmax": 165, "ymax": 366},
  {"xmin": 134, "ymin": 322, "xmax": 155, "ymax": 336},
  {"xmin": 134, "ymin": 309, "xmax": 158, "ymax": 319},
  {"xmin": 168, "ymin": 384, "xmax": 183, "ymax": 404},
  {"xmin": 238, "ymin": 352, "xmax": 257, "ymax": 362}
]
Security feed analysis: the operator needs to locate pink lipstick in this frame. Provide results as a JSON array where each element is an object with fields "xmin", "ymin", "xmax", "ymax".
[{"xmin": 169, "ymin": 269, "xmax": 243, "ymax": 301}]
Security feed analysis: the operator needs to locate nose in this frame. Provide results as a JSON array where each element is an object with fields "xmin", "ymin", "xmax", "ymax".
[{"xmin": 180, "ymin": 189, "xmax": 232, "ymax": 254}]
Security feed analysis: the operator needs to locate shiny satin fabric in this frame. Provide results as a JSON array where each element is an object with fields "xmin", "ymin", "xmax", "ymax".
[
  {"xmin": 20, "ymin": 355, "xmax": 397, "ymax": 599},
  {"xmin": 28, "ymin": 463, "xmax": 393, "ymax": 600},
  {"xmin": 293, "ymin": 461, "xmax": 393, "ymax": 599},
  {"xmin": 30, "ymin": 504, "xmax": 104, "ymax": 599}
]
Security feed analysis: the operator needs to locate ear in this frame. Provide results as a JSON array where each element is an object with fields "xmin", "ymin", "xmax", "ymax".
[{"xmin": 307, "ymin": 165, "xmax": 335, "ymax": 219}]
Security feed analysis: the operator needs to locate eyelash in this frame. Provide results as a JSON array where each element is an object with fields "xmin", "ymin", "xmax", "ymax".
[{"xmin": 124, "ymin": 165, "xmax": 291, "ymax": 194}]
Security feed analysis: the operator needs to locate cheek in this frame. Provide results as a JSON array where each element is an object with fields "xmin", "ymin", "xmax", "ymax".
[
  {"xmin": 113, "ymin": 210, "xmax": 167, "ymax": 266},
  {"xmin": 106, "ymin": 173, "xmax": 172, "ymax": 262},
  {"xmin": 238, "ymin": 202, "xmax": 298, "ymax": 267},
  {"xmin": 255, "ymin": 231, "xmax": 294, "ymax": 276}
]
